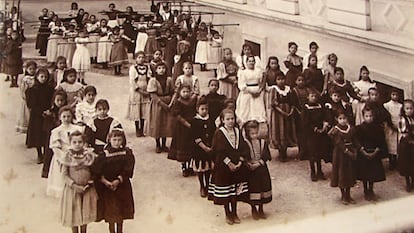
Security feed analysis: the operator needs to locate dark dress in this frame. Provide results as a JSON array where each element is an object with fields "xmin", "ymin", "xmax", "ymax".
[
  {"xmin": 397, "ymin": 116, "xmax": 414, "ymax": 177},
  {"xmin": 122, "ymin": 20, "xmax": 137, "ymax": 53},
  {"xmin": 264, "ymin": 69, "xmax": 284, "ymax": 86},
  {"xmin": 326, "ymin": 80, "xmax": 360, "ymax": 103},
  {"xmin": 35, "ymin": 15, "xmax": 51, "ymax": 56},
  {"xmin": 4, "ymin": 39, "xmax": 23, "ymax": 76},
  {"xmin": 355, "ymin": 122, "xmax": 386, "ymax": 182},
  {"xmin": 92, "ymin": 117, "xmax": 123, "ymax": 154},
  {"xmin": 284, "ymin": 62, "xmax": 302, "ymax": 88},
  {"xmin": 172, "ymin": 51, "xmax": 192, "ymax": 83},
  {"xmin": 163, "ymin": 36, "xmax": 177, "ymax": 73},
  {"xmin": 168, "ymin": 98, "xmax": 196, "ymax": 162},
  {"xmin": 303, "ymin": 66, "xmax": 324, "ymax": 93},
  {"xmin": 41, "ymin": 104, "xmax": 61, "ymax": 178},
  {"xmin": 25, "ymin": 82, "xmax": 55, "ymax": 148},
  {"xmin": 208, "ymin": 127, "xmax": 250, "ymax": 205},
  {"xmin": 191, "ymin": 115, "xmax": 216, "ymax": 172},
  {"xmin": 292, "ymin": 86, "xmax": 312, "ymax": 159},
  {"xmin": 325, "ymin": 100, "xmax": 354, "ymax": 126},
  {"xmin": 245, "ymin": 139, "xmax": 272, "ymax": 204},
  {"xmin": 329, "ymin": 125, "xmax": 360, "ymax": 188},
  {"xmin": 302, "ymin": 103, "xmax": 331, "ymax": 162},
  {"xmin": 95, "ymin": 146, "xmax": 135, "ymax": 222},
  {"xmin": 204, "ymin": 92, "xmax": 226, "ymax": 122}
]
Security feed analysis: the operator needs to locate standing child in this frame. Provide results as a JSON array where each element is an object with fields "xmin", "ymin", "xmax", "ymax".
[
  {"xmin": 168, "ymin": 85, "xmax": 197, "ymax": 177},
  {"xmin": 398, "ymin": 99, "xmax": 414, "ymax": 192},
  {"xmin": 172, "ymin": 40, "xmax": 191, "ymax": 82},
  {"xmin": 126, "ymin": 51, "xmax": 150, "ymax": 137},
  {"xmin": 4, "ymin": 30, "xmax": 23, "ymax": 87},
  {"xmin": 60, "ymin": 130, "xmax": 97, "ymax": 233},
  {"xmin": 92, "ymin": 99, "xmax": 123, "ymax": 154},
  {"xmin": 62, "ymin": 24, "xmax": 78, "ymax": 68},
  {"xmin": 96, "ymin": 129, "xmax": 135, "ymax": 233},
  {"xmin": 173, "ymin": 61, "xmax": 200, "ymax": 103},
  {"xmin": 243, "ymin": 120, "xmax": 272, "ymax": 220},
  {"xmin": 303, "ymin": 54, "xmax": 324, "ymax": 94},
  {"xmin": 191, "ymin": 97, "xmax": 216, "ymax": 197},
  {"xmin": 269, "ymin": 74, "xmax": 296, "ymax": 161},
  {"xmin": 109, "ymin": 26, "xmax": 130, "ymax": 75},
  {"xmin": 303, "ymin": 41, "xmax": 324, "ymax": 70},
  {"xmin": 75, "ymin": 85, "xmax": 97, "ymax": 128},
  {"xmin": 264, "ymin": 56, "xmax": 284, "ymax": 87},
  {"xmin": 208, "ymin": 108, "xmax": 249, "ymax": 225},
  {"xmin": 86, "ymin": 15, "xmax": 100, "ymax": 64},
  {"xmin": 216, "ymin": 48, "xmax": 239, "ymax": 100},
  {"xmin": 322, "ymin": 53, "xmax": 338, "ymax": 94},
  {"xmin": 302, "ymin": 91, "xmax": 331, "ymax": 181},
  {"xmin": 206, "ymin": 31, "xmax": 223, "ymax": 73},
  {"xmin": 353, "ymin": 66, "xmax": 376, "ymax": 125},
  {"xmin": 383, "ymin": 89, "xmax": 402, "ymax": 170},
  {"xmin": 204, "ymin": 79, "xmax": 226, "ymax": 122},
  {"xmin": 72, "ymin": 28, "xmax": 90, "ymax": 85},
  {"xmin": 328, "ymin": 111, "xmax": 361, "ymax": 205},
  {"xmin": 26, "ymin": 68, "xmax": 55, "ymax": 163},
  {"xmin": 57, "ymin": 68, "xmax": 84, "ymax": 110},
  {"xmin": 16, "ymin": 61, "xmax": 37, "ymax": 133},
  {"xmin": 283, "ymin": 42, "xmax": 303, "ymax": 87},
  {"xmin": 149, "ymin": 49, "xmax": 165, "ymax": 75},
  {"xmin": 355, "ymin": 107, "xmax": 386, "ymax": 201},
  {"xmin": 47, "ymin": 106, "xmax": 89, "ymax": 198},
  {"xmin": 50, "ymin": 56, "xmax": 67, "ymax": 89},
  {"xmin": 97, "ymin": 19, "xmax": 112, "ymax": 69},
  {"xmin": 146, "ymin": 62, "xmax": 175, "ymax": 153},
  {"xmin": 41, "ymin": 90, "xmax": 67, "ymax": 178},
  {"xmin": 235, "ymin": 44, "xmax": 261, "ymax": 70},
  {"xmin": 46, "ymin": 18, "xmax": 65, "ymax": 66},
  {"xmin": 144, "ymin": 21, "xmax": 159, "ymax": 60},
  {"xmin": 327, "ymin": 67, "xmax": 360, "ymax": 104},
  {"xmin": 194, "ymin": 22, "xmax": 209, "ymax": 71}
]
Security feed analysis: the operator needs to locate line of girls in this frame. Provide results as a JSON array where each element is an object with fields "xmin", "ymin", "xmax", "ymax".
[{"xmin": 14, "ymin": 59, "xmax": 136, "ymax": 233}]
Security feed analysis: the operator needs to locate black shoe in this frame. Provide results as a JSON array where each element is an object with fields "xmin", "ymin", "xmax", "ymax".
[
  {"xmin": 182, "ymin": 168, "xmax": 189, "ymax": 177},
  {"xmin": 225, "ymin": 215, "xmax": 234, "ymax": 225},
  {"xmin": 161, "ymin": 146, "xmax": 169, "ymax": 152},
  {"xmin": 252, "ymin": 208, "xmax": 260, "ymax": 220},
  {"xmin": 279, "ymin": 156, "xmax": 287, "ymax": 162},
  {"xmin": 258, "ymin": 210, "xmax": 267, "ymax": 219},
  {"xmin": 317, "ymin": 172, "xmax": 326, "ymax": 180},
  {"xmin": 36, "ymin": 155, "xmax": 44, "ymax": 164},
  {"xmin": 5, "ymin": 76, "xmax": 10, "ymax": 81},
  {"xmin": 232, "ymin": 214, "xmax": 241, "ymax": 224},
  {"xmin": 200, "ymin": 187, "xmax": 207, "ymax": 198},
  {"xmin": 311, "ymin": 173, "xmax": 317, "ymax": 182},
  {"xmin": 155, "ymin": 147, "xmax": 162, "ymax": 154}
]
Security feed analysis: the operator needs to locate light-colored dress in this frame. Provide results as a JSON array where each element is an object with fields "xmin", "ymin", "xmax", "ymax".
[
  {"xmin": 97, "ymin": 27, "xmax": 112, "ymax": 64},
  {"xmin": 16, "ymin": 75, "xmax": 35, "ymax": 133},
  {"xmin": 216, "ymin": 60, "xmax": 239, "ymax": 100},
  {"xmin": 46, "ymin": 22, "xmax": 65, "ymax": 63},
  {"xmin": 75, "ymin": 100, "xmax": 97, "ymax": 128},
  {"xmin": 235, "ymin": 68, "xmax": 267, "ymax": 125},
  {"xmin": 126, "ymin": 64, "xmax": 150, "ymax": 121},
  {"xmin": 72, "ymin": 37, "xmax": 91, "ymax": 72},
  {"xmin": 57, "ymin": 82, "xmax": 84, "ymax": 108},
  {"xmin": 353, "ymin": 80, "xmax": 376, "ymax": 125},
  {"xmin": 60, "ymin": 148, "xmax": 97, "ymax": 227},
  {"xmin": 62, "ymin": 31, "xmax": 77, "ymax": 68},
  {"xmin": 235, "ymin": 55, "xmax": 262, "ymax": 70},
  {"xmin": 384, "ymin": 100, "xmax": 402, "ymax": 155},
  {"xmin": 206, "ymin": 37, "xmax": 223, "ymax": 70},
  {"xmin": 86, "ymin": 22, "xmax": 100, "ymax": 58},
  {"xmin": 174, "ymin": 75, "xmax": 200, "ymax": 96},
  {"xmin": 46, "ymin": 124, "xmax": 85, "ymax": 198}
]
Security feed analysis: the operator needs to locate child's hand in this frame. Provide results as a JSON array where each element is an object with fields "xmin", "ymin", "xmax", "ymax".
[
  {"xmin": 72, "ymin": 184, "xmax": 85, "ymax": 193},
  {"xmin": 111, "ymin": 179, "xmax": 120, "ymax": 191},
  {"xmin": 203, "ymin": 146, "xmax": 212, "ymax": 153},
  {"xmin": 228, "ymin": 162, "xmax": 238, "ymax": 172},
  {"xmin": 185, "ymin": 122, "xmax": 191, "ymax": 128},
  {"xmin": 102, "ymin": 179, "xmax": 113, "ymax": 190}
]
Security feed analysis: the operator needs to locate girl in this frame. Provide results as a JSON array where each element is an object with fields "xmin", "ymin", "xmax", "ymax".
[
  {"xmin": 398, "ymin": 99, "xmax": 414, "ymax": 192},
  {"xmin": 57, "ymin": 68, "xmax": 84, "ymax": 110},
  {"xmin": 264, "ymin": 56, "xmax": 284, "ymax": 87},
  {"xmin": 208, "ymin": 109, "xmax": 249, "ymax": 225},
  {"xmin": 173, "ymin": 61, "xmax": 200, "ymax": 103},
  {"xmin": 216, "ymin": 48, "xmax": 239, "ymax": 100},
  {"xmin": 206, "ymin": 31, "xmax": 223, "ymax": 73},
  {"xmin": 168, "ymin": 85, "xmax": 197, "ymax": 177},
  {"xmin": 144, "ymin": 21, "xmax": 158, "ymax": 60},
  {"xmin": 302, "ymin": 92, "xmax": 331, "ymax": 180},
  {"xmin": 16, "ymin": 61, "xmax": 37, "ymax": 133},
  {"xmin": 205, "ymin": 79, "xmax": 226, "ymax": 122},
  {"xmin": 383, "ymin": 89, "xmax": 402, "ymax": 170},
  {"xmin": 284, "ymin": 42, "xmax": 303, "ymax": 87},
  {"xmin": 104, "ymin": 3, "xmax": 120, "ymax": 29},
  {"xmin": 47, "ymin": 106, "xmax": 87, "ymax": 198},
  {"xmin": 235, "ymin": 43, "xmax": 261, "ymax": 70},
  {"xmin": 327, "ymin": 67, "xmax": 360, "ymax": 103},
  {"xmin": 109, "ymin": 26, "xmax": 130, "ymax": 75},
  {"xmin": 41, "ymin": 90, "xmax": 67, "ymax": 178},
  {"xmin": 60, "ymin": 130, "xmax": 97, "ymax": 233},
  {"xmin": 191, "ymin": 97, "xmax": 216, "ymax": 197},
  {"xmin": 86, "ymin": 14, "xmax": 101, "ymax": 64},
  {"xmin": 96, "ymin": 129, "xmax": 135, "ymax": 233},
  {"xmin": 353, "ymin": 66, "xmax": 376, "ymax": 125},
  {"xmin": 35, "ymin": 8, "xmax": 51, "ymax": 56},
  {"xmin": 194, "ymin": 22, "xmax": 209, "ymax": 71},
  {"xmin": 149, "ymin": 50, "xmax": 165, "ymax": 75},
  {"xmin": 146, "ymin": 62, "xmax": 175, "ymax": 153},
  {"xmin": 162, "ymin": 28, "xmax": 177, "ymax": 74},
  {"xmin": 50, "ymin": 56, "xmax": 67, "ymax": 89},
  {"xmin": 62, "ymin": 24, "xmax": 77, "ymax": 68},
  {"xmin": 355, "ymin": 107, "xmax": 386, "ymax": 201},
  {"xmin": 46, "ymin": 17, "xmax": 65, "ymax": 66},
  {"xmin": 322, "ymin": 53, "xmax": 338, "ymax": 94},
  {"xmin": 328, "ymin": 111, "xmax": 360, "ymax": 205},
  {"xmin": 172, "ymin": 40, "xmax": 192, "ymax": 82},
  {"xmin": 72, "ymin": 28, "xmax": 90, "ymax": 85},
  {"xmin": 4, "ymin": 30, "xmax": 23, "ymax": 87},
  {"xmin": 325, "ymin": 87, "xmax": 354, "ymax": 126},
  {"xmin": 243, "ymin": 120, "xmax": 272, "ymax": 220},
  {"xmin": 236, "ymin": 56, "xmax": 266, "ymax": 126},
  {"xmin": 75, "ymin": 85, "xmax": 97, "ymax": 128},
  {"xmin": 303, "ymin": 54, "xmax": 324, "ymax": 94},
  {"xmin": 126, "ymin": 51, "xmax": 150, "ymax": 137},
  {"xmin": 303, "ymin": 41, "xmax": 323, "ymax": 70},
  {"xmin": 26, "ymin": 68, "xmax": 55, "ymax": 164},
  {"xmin": 269, "ymin": 74, "xmax": 296, "ymax": 161},
  {"xmin": 97, "ymin": 19, "xmax": 112, "ymax": 69}
]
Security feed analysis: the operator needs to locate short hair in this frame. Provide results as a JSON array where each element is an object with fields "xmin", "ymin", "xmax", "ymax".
[
  {"xmin": 183, "ymin": 61, "xmax": 193, "ymax": 68},
  {"xmin": 69, "ymin": 130, "xmax": 85, "ymax": 142},
  {"xmin": 58, "ymin": 105, "xmax": 74, "ymax": 118},
  {"xmin": 53, "ymin": 90, "xmax": 68, "ymax": 105},
  {"xmin": 309, "ymin": 41, "xmax": 319, "ymax": 49},
  {"xmin": 334, "ymin": 67, "xmax": 344, "ymax": 75},
  {"xmin": 135, "ymin": 51, "xmax": 145, "ymax": 58},
  {"xmin": 288, "ymin": 41, "xmax": 298, "ymax": 49},
  {"xmin": 56, "ymin": 56, "xmax": 67, "ymax": 64},
  {"xmin": 95, "ymin": 99, "xmax": 110, "ymax": 110},
  {"xmin": 178, "ymin": 84, "xmax": 191, "ymax": 93},
  {"xmin": 63, "ymin": 68, "xmax": 77, "ymax": 80},
  {"xmin": 84, "ymin": 85, "xmax": 97, "ymax": 95},
  {"xmin": 106, "ymin": 129, "xmax": 126, "ymax": 147},
  {"xmin": 26, "ymin": 61, "xmax": 37, "ymax": 69},
  {"xmin": 208, "ymin": 79, "xmax": 219, "ymax": 87},
  {"xmin": 223, "ymin": 98, "xmax": 236, "ymax": 108}
]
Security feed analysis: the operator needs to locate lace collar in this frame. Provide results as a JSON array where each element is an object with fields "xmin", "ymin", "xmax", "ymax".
[
  {"xmin": 195, "ymin": 114, "xmax": 209, "ymax": 121},
  {"xmin": 275, "ymin": 85, "xmax": 291, "ymax": 96},
  {"xmin": 335, "ymin": 124, "xmax": 350, "ymax": 134}
]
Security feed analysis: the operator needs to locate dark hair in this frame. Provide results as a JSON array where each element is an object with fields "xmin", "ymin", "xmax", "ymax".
[
  {"xmin": 196, "ymin": 96, "xmax": 208, "ymax": 109},
  {"xmin": 401, "ymin": 99, "xmax": 414, "ymax": 117},
  {"xmin": 334, "ymin": 67, "xmax": 344, "ymax": 75},
  {"xmin": 25, "ymin": 61, "xmax": 37, "ymax": 74},
  {"xmin": 223, "ymin": 98, "xmax": 236, "ymax": 108},
  {"xmin": 334, "ymin": 109, "xmax": 348, "ymax": 119},
  {"xmin": 63, "ymin": 68, "xmax": 77, "ymax": 82},
  {"xmin": 361, "ymin": 105, "xmax": 374, "ymax": 115},
  {"xmin": 95, "ymin": 99, "xmax": 110, "ymax": 110},
  {"xmin": 208, "ymin": 79, "xmax": 219, "ymax": 87},
  {"xmin": 178, "ymin": 84, "xmax": 191, "ymax": 94},
  {"xmin": 183, "ymin": 61, "xmax": 193, "ymax": 69},
  {"xmin": 368, "ymin": 87, "xmax": 378, "ymax": 95},
  {"xmin": 243, "ymin": 120, "xmax": 259, "ymax": 140},
  {"xmin": 106, "ymin": 129, "xmax": 127, "ymax": 147},
  {"xmin": 309, "ymin": 41, "xmax": 319, "ymax": 50},
  {"xmin": 34, "ymin": 68, "xmax": 50, "ymax": 84},
  {"xmin": 288, "ymin": 41, "xmax": 298, "ymax": 49},
  {"xmin": 109, "ymin": 3, "xmax": 115, "ymax": 7},
  {"xmin": 358, "ymin": 65, "xmax": 373, "ymax": 83},
  {"xmin": 56, "ymin": 56, "xmax": 67, "ymax": 65},
  {"xmin": 328, "ymin": 86, "xmax": 342, "ymax": 96},
  {"xmin": 134, "ymin": 51, "xmax": 145, "ymax": 58},
  {"xmin": 328, "ymin": 53, "xmax": 338, "ymax": 64},
  {"xmin": 219, "ymin": 108, "xmax": 235, "ymax": 126},
  {"xmin": 69, "ymin": 130, "xmax": 85, "ymax": 142},
  {"xmin": 308, "ymin": 54, "xmax": 318, "ymax": 68},
  {"xmin": 266, "ymin": 56, "xmax": 279, "ymax": 70},
  {"xmin": 58, "ymin": 105, "xmax": 74, "ymax": 119},
  {"xmin": 84, "ymin": 85, "xmax": 97, "ymax": 95},
  {"xmin": 241, "ymin": 44, "xmax": 253, "ymax": 56},
  {"xmin": 52, "ymin": 90, "xmax": 68, "ymax": 106}
]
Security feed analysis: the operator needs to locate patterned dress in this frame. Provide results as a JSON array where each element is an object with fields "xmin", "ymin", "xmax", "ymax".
[{"xmin": 126, "ymin": 64, "xmax": 150, "ymax": 121}]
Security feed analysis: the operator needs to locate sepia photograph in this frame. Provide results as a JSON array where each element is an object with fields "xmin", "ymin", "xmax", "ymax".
[{"xmin": 0, "ymin": 0, "xmax": 414, "ymax": 232}]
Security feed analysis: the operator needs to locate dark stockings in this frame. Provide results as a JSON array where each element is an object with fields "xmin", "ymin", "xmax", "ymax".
[
  {"xmin": 109, "ymin": 221, "xmax": 123, "ymax": 233},
  {"xmin": 279, "ymin": 146, "xmax": 287, "ymax": 162},
  {"xmin": 72, "ymin": 224, "xmax": 87, "ymax": 233},
  {"xmin": 155, "ymin": 137, "xmax": 167, "ymax": 148},
  {"xmin": 405, "ymin": 176, "xmax": 413, "ymax": 192},
  {"xmin": 135, "ymin": 120, "xmax": 145, "ymax": 137}
]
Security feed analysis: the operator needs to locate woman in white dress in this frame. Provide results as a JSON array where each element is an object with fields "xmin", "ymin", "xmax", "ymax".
[
  {"xmin": 235, "ymin": 55, "xmax": 266, "ymax": 127},
  {"xmin": 353, "ymin": 65, "xmax": 376, "ymax": 125}
]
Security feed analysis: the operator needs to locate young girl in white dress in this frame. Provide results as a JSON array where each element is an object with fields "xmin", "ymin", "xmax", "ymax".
[
  {"xmin": 72, "ymin": 28, "xmax": 90, "ymax": 85},
  {"xmin": 16, "ymin": 61, "xmax": 37, "ymax": 133},
  {"xmin": 46, "ymin": 17, "xmax": 65, "ymax": 65},
  {"xmin": 353, "ymin": 66, "xmax": 376, "ymax": 125},
  {"xmin": 97, "ymin": 19, "xmax": 112, "ymax": 69},
  {"xmin": 383, "ymin": 89, "xmax": 402, "ymax": 170},
  {"xmin": 75, "ymin": 85, "xmax": 97, "ymax": 128}
]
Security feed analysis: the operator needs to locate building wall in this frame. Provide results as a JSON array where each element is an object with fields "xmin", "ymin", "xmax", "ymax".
[{"xmin": 197, "ymin": 0, "xmax": 414, "ymax": 99}]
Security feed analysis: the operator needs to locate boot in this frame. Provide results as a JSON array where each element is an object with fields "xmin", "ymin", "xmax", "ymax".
[
  {"xmin": 316, "ymin": 161, "xmax": 326, "ymax": 180},
  {"xmin": 5, "ymin": 75, "xmax": 10, "ymax": 81},
  {"xmin": 10, "ymin": 77, "xmax": 18, "ymax": 87},
  {"xmin": 310, "ymin": 161, "xmax": 317, "ymax": 182}
]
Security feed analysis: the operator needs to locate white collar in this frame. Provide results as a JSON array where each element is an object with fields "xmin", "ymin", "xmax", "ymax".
[
  {"xmin": 275, "ymin": 85, "xmax": 291, "ymax": 96},
  {"xmin": 335, "ymin": 124, "xmax": 350, "ymax": 134},
  {"xmin": 219, "ymin": 126, "xmax": 239, "ymax": 149},
  {"xmin": 305, "ymin": 103, "xmax": 322, "ymax": 109},
  {"xmin": 332, "ymin": 79, "xmax": 347, "ymax": 87},
  {"xmin": 195, "ymin": 114, "xmax": 209, "ymax": 120}
]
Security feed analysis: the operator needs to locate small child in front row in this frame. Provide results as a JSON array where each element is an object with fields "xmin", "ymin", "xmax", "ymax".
[
  {"xmin": 59, "ymin": 130, "xmax": 98, "ymax": 233},
  {"xmin": 16, "ymin": 61, "xmax": 37, "ymax": 133},
  {"xmin": 355, "ymin": 107, "xmax": 386, "ymax": 201},
  {"xmin": 328, "ymin": 111, "xmax": 360, "ymax": 205},
  {"xmin": 75, "ymin": 85, "xmax": 97, "ymax": 128},
  {"xmin": 383, "ymin": 89, "xmax": 402, "ymax": 170},
  {"xmin": 397, "ymin": 99, "xmax": 414, "ymax": 192},
  {"xmin": 126, "ymin": 51, "xmax": 150, "ymax": 137},
  {"xmin": 302, "ymin": 92, "xmax": 331, "ymax": 181},
  {"xmin": 168, "ymin": 85, "xmax": 197, "ymax": 177},
  {"xmin": 96, "ymin": 129, "xmax": 135, "ymax": 233},
  {"xmin": 57, "ymin": 68, "xmax": 84, "ymax": 110},
  {"xmin": 191, "ymin": 97, "xmax": 216, "ymax": 197},
  {"xmin": 243, "ymin": 120, "xmax": 272, "ymax": 220}
]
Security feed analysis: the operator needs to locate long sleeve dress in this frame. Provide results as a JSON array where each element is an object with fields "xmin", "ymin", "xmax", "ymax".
[
  {"xmin": 284, "ymin": 54, "xmax": 303, "ymax": 88},
  {"xmin": 16, "ymin": 74, "xmax": 35, "ymax": 133},
  {"xmin": 72, "ymin": 37, "xmax": 91, "ymax": 73},
  {"xmin": 397, "ymin": 116, "xmax": 414, "ymax": 177},
  {"xmin": 126, "ymin": 64, "xmax": 150, "ymax": 121},
  {"xmin": 216, "ymin": 59, "xmax": 239, "ymax": 100},
  {"xmin": 383, "ymin": 100, "xmax": 402, "ymax": 155},
  {"xmin": 191, "ymin": 114, "xmax": 216, "ymax": 173}
]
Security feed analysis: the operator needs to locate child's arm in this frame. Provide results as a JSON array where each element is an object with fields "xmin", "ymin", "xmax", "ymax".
[{"xmin": 62, "ymin": 165, "xmax": 84, "ymax": 193}]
